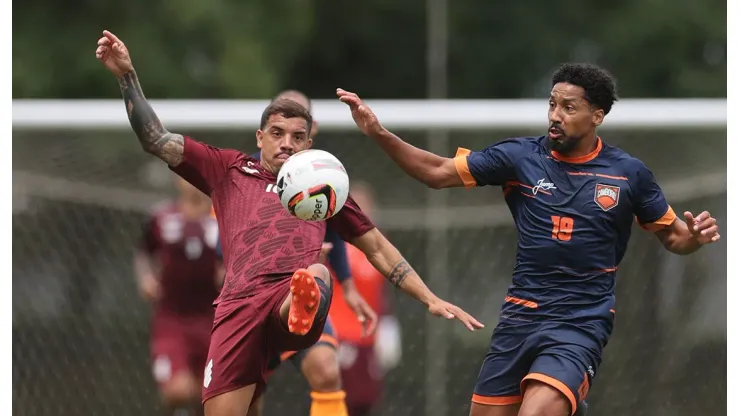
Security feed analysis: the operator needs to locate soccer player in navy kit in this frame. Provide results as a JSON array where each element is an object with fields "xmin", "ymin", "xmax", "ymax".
[{"xmin": 337, "ymin": 63, "xmax": 721, "ymax": 416}]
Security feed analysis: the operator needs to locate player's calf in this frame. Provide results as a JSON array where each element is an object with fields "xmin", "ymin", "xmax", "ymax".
[
  {"xmin": 280, "ymin": 264, "xmax": 332, "ymax": 335},
  {"xmin": 301, "ymin": 344, "xmax": 349, "ymax": 416},
  {"xmin": 302, "ymin": 344, "xmax": 342, "ymax": 392}
]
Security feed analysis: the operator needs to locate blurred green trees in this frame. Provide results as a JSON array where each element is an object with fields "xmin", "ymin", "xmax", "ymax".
[{"xmin": 12, "ymin": 0, "xmax": 726, "ymax": 99}]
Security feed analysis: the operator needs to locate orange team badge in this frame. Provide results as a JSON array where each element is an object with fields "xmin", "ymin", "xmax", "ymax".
[{"xmin": 594, "ymin": 184, "xmax": 620, "ymax": 211}]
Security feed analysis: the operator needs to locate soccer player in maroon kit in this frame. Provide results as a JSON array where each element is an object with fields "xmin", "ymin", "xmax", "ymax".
[
  {"xmin": 135, "ymin": 177, "xmax": 221, "ymax": 416},
  {"xmin": 96, "ymin": 30, "xmax": 484, "ymax": 416}
]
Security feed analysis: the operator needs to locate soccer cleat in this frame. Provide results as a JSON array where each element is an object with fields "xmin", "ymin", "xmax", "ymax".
[{"xmin": 288, "ymin": 269, "xmax": 321, "ymax": 335}]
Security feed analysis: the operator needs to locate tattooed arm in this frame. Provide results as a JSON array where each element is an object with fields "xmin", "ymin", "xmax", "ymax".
[
  {"xmin": 95, "ymin": 30, "xmax": 184, "ymax": 166},
  {"xmin": 118, "ymin": 72, "xmax": 184, "ymax": 166},
  {"xmin": 351, "ymin": 228, "xmax": 483, "ymax": 330},
  {"xmin": 351, "ymin": 228, "xmax": 434, "ymax": 304}
]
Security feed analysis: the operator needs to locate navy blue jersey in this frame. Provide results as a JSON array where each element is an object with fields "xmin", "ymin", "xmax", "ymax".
[{"xmin": 455, "ymin": 137, "xmax": 675, "ymax": 322}]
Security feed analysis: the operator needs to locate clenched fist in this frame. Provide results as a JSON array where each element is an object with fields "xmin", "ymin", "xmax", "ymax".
[{"xmin": 95, "ymin": 30, "xmax": 134, "ymax": 77}]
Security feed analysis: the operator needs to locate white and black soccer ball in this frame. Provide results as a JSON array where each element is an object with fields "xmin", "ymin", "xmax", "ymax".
[{"xmin": 276, "ymin": 149, "xmax": 349, "ymax": 221}]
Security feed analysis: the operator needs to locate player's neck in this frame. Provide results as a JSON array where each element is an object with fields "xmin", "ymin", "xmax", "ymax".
[
  {"xmin": 259, "ymin": 159, "xmax": 279, "ymax": 176},
  {"xmin": 561, "ymin": 134, "xmax": 600, "ymax": 159}
]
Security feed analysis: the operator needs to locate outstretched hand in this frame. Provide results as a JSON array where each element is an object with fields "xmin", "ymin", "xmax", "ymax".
[
  {"xmin": 684, "ymin": 211, "xmax": 720, "ymax": 244},
  {"xmin": 95, "ymin": 30, "xmax": 134, "ymax": 77},
  {"xmin": 427, "ymin": 298, "xmax": 485, "ymax": 332},
  {"xmin": 336, "ymin": 88, "xmax": 384, "ymax": 137}
]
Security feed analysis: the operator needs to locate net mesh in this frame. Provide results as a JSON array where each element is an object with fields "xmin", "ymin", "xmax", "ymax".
[{"xmin": 12, "ymin": 126, "xmax": 726, "ymax": 416}]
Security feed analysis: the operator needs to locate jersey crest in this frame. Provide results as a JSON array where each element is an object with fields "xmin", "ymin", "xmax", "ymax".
[{"xmin": 594, "ymin": 183, "xmax": 620, "ymax": 211}]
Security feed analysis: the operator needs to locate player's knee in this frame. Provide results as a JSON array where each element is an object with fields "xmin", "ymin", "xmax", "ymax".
[
  {"xmin": 161, "ymin": 372, "xmax": 200, "ymax": 407},
  {"xmin": 302, "ymin": 346, "xmax": 342, "ymax": 392},
  {"xmin": 307, "ymin": 263, "xmax": 331, "ymax": 286},
  {"xmin": 519, "ymin": 380, "xmax": 571, "ymax": 416}
]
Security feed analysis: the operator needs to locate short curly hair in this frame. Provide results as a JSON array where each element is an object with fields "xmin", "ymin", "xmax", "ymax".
[
  {"xmin": 552, "ymin": 63, "xmax": 619, "ymax": 115},
  {"xmin": 259, "ymin": 98, "xmax": 313, "ymax": 132}
]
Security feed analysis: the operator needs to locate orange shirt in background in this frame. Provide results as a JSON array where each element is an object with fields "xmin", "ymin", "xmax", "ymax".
[{"xmin": 330, "ymin": 243, "xmax": 387, "ymax": 346}]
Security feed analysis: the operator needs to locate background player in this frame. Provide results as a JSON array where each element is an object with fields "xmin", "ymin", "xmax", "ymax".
[
  {"xmin": 240, "ymin": 89, "xmax": 378, "ymax": 416},
  {"xmin": 135, "ymin": 177, "xmax": 221, "ymax": 416},
  {"xmin": 336, "ymin": 63, "xmax": 720, "ymax": 416},
  {"xmin": 96, "ymin": 29, "xmax": 483, "ymax": 416},
  {"xmin": 330, "ymin": 181, "xmax": 403, "ymax": 416}
]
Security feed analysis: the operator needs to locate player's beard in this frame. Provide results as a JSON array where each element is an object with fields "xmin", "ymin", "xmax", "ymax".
[{"xmin": 546, "ymin": 133, "xmax": 581, "ymax": 154}]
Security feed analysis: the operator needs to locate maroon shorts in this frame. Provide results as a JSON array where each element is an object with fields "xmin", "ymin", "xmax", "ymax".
[
  {"xmin": 338, "ymin": 342, "xmax": 383, "ymax": 410},
  {"xmin": 202, "ymin": 278, "xmax": 329, "ymax": 404},
  {"xmin": 150, "ymin": 313, "xmax": 212, "ymax": 387}
]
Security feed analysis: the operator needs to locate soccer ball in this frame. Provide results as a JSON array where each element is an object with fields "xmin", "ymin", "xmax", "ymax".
[{"xmin": 276, "ymin": 149, "xmax": 349, "ymax": 221}]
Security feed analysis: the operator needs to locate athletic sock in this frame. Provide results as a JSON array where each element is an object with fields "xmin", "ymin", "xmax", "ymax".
[{"xmin": 309, "ymin": 390, "xmax": 348, "ymax": 416}]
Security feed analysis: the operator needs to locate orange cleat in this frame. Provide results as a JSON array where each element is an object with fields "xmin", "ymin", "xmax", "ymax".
[{"xmin": 288, "ymin": 269, "xmax": 320, "ymax": 335}]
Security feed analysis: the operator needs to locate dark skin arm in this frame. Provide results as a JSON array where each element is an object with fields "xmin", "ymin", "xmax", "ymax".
[
  {"xmin": 336, "ymin": 89, "xmax": 463, "ymax": 189},
  {"xmin": 95, "ymin": 30, "xmax": 184, "ymax": 166},
  {"xmin": 654, "ymin": 211, "xmax": 720, "ymax": 255}
]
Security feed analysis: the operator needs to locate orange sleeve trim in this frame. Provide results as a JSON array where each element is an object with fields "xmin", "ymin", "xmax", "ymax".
[
  {"xmin": 471, "ymin": 393, "xmax": 523, "ymax": 406},
  {"xmin": 504, "ymin": 296, "xmax": 538, "ymax": 309},
  {"xmin": 317, "ymin": 334, "xmax": 339, "ymax": 349},
  {"xmin": 453, "ymin": 147, "xmax": 477, "ymax": 189},
  {"xmin": 639, "ymin": 205, "xmax": 677, "ymax": 232},
  {"xmin": 521, "ymin": 373, "xmax": 577, "ymax": 416},
  {"xmin": 280, "ymin": 351, "xmax": 297, "ymax": 361}
]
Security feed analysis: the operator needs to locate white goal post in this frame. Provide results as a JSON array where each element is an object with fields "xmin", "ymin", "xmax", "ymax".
[
  {"xmin": 12, "ymin": 98, "xmax": 728, "ymax": 228},
  {"xmin": 12, "ymin": 98, "xmax": 727, "ymax": 130}
]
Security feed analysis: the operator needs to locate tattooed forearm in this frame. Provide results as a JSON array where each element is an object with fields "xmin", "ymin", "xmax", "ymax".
[
  {"xmin": 387, "ymin": 259, "xmax": 413, "ymax": 287},
  {"xmin": 118, "ymin": 71, "xmax": 184, "ymax": 166}
]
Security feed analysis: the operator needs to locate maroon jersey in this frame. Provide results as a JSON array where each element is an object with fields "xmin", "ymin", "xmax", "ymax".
[
  {"xmin": 143, "ymin": 202, "xmax": 221, "ymax": 315},
  {"xmin": 170, "ymin": 137, "xmax": 375, "ymax": 304}
]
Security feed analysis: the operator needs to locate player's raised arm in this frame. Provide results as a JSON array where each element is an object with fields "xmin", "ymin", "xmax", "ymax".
[
  {"xmin": 95, "ymin": 30, "xmax": 184, "ymax": 167},
  {"xmin": 336, "ymin": 89, "xmax": 462, "ymax": 189},
  {"xmin": 351, "ymin": 228, "xmax": 484, "ymax": 331}
]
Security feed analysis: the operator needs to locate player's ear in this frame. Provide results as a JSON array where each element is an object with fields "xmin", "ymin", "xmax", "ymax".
[
  {"xmin": 306, "ymin": 137, "xmax": 313, "ymax": 149},
  {"xmin": 256, "ymin": 129, "xmax": 264, "ymax": 149},
  {"xmin": 592, "ymin": 108, "xmax": 605, "ymax": 127},
  {"xmin": 310, "ymin": 120, "xmax": 319, "ymax": 139}
]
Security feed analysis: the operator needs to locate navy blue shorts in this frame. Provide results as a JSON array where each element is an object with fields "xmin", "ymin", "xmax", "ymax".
[{"xmin": 472, "ymin": 320, "xmax": 608, "ymax": 415}]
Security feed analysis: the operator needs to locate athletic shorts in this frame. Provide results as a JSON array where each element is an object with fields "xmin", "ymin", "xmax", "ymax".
[
  {"xmin": 201, "ymin": 276, "xmax": 332, "ymax": 404},
  {"xmin": 150, "ymin": 313, "xmax": 212, "ymax": 387},
  {"xmin": 472, "ymin": 320, "xmax": 610, "ymax": 415}
]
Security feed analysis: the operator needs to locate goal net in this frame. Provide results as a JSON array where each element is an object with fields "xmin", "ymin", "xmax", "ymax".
[{"xmin": 12, "ymin": 99, "xmax": 726, "ymax": 416}]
